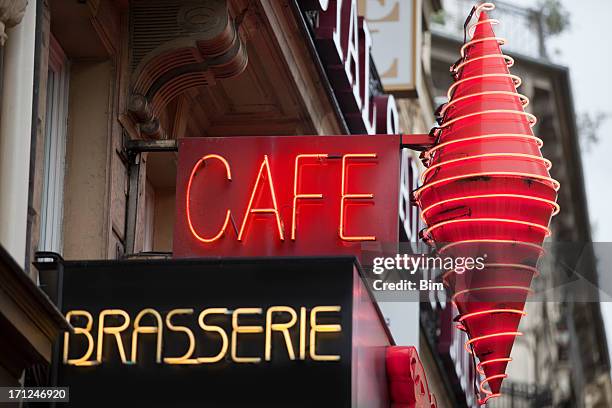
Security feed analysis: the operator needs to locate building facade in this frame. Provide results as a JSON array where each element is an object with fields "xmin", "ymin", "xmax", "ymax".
[
  {"xmin": 1, "ymin": 0, "xmax": 609, "ymax": 407},
  {"xmin": 424, "ymin": 1, "xmax": 612, "ymax": 407},
  {"xmin": 0, "ymin": 0, "xmax": 441, "ymax": 406},
  {"xmin": 0, "ymin": 0, "xmax": 69, "ymax": 395}
]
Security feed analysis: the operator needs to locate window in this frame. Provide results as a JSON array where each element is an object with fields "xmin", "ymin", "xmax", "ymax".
[{"xmin": 38, "ymin": 36, "xmax": 69, "ymax": 253}]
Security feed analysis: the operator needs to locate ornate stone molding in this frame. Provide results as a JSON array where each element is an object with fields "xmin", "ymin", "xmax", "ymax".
[
  {"xmin": 128, "ymin": 0, "xmax": 248, "ymax": 138},
  {"xmin": 0, "ymin": 0, "xmax": 28, "ymax": 46}
]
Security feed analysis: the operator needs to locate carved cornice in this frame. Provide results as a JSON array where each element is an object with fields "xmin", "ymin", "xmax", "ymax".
[
  {"xmin": 0, "ymin": 0, "xmax": 28, "ymax": 46},
  {"xmin": 128, "ymin": 0, "xmax": 248, "ymax": 138}
]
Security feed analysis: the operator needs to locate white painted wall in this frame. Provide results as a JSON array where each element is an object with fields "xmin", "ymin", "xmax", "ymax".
[{"xmin": 0, "ymin": 1, "xmax": 36, "ymax": 268}]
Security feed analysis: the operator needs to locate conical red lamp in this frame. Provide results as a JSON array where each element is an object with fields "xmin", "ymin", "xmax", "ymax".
[{"xmin": 413, "ymin": 2, "xmax": 559, "ymax": 404}]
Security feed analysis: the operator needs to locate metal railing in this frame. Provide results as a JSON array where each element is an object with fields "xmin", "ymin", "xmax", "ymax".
[
  {"xmin": 431, "ymin": 0, "xmax": 548, "ymax": 60},
  {"xmin": 489, "ymin": 380, "xmax": 553, "ymax": 408}
]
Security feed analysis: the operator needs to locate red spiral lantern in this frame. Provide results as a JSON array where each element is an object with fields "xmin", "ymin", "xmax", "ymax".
[{"xmin": 413, "ymin": 3, "xmax": 559, "ymax": 404}]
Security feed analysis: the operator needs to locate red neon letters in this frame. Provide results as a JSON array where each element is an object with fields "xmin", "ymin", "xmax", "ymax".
[
  {"xmin": 304, "ymin": 0, "xmax": 399, "ymax": 135},
  {"xmin": 339, "ymin": 153, "xmax": 377, "ymax": 241},
  {"xmin": 238, "ymin": 155, "xmax": 285, "ymax": 241},
  {"xmin": 174, "ymin": 136, "xmax": 399, "ymax": 258},
  {"xmin": 291, "ymin": 154, "xmax": 328, "ymax": 241},
  {"xmin": 187, "ymin": 153, "xmax": 376, "ymax": 244},
  {"xmin": 186, "ymin": 154, "xmax": 232, "ymax": 243}
]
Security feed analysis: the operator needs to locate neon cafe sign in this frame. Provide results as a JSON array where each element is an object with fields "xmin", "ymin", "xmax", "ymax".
[
  {"xmin": 173, "ymin": 135, "xmax": 400, "ymax": 257},
  {"xmin": 301, "ymin": 0, "xmax": 400, "ymax": 135},
  {"xmin": 63, "ymin": 305, "xmax": 342, "ymax": 366}
]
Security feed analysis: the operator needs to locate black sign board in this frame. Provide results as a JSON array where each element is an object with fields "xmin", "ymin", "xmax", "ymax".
[{"xmin": 40, "ymin": 256, "xmax": 392, "ymax": 407}]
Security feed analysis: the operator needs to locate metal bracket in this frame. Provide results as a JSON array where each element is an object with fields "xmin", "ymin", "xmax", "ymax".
[
  {"xmin": 400, "ymin": 134, "xmax": 436, "ymax": 151},
  {"xmin": 123, "ymin": 135, "xmax": 429, "ymax": 156},
  {"xmin": 125, "ymin": 139, "xmax": 178, "ymax": 162},
  {"xmin": 120, "ymin": 135, "xmax": 431, "ymax": 254}
]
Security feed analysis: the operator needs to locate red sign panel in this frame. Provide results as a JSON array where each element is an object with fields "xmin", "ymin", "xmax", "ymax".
[{"xmin": 174, "ymin": 135, "xmax": 399, "ymax": 258}]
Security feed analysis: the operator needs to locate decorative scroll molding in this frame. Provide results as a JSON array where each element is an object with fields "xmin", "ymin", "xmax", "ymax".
[
  {"xmin": 128, "ymin": 0, "xmax": 248, "ymax": 138},
  {"xmin": 0, "ymin": 0, "xmax": 28, "ymax": 46}
]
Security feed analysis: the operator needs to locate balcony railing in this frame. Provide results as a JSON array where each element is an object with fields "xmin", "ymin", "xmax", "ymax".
[
  {"xmin": 431, "ymin": 0, "xmax": 548, "ymax": 60},
  {"xmin": 489, "ymin": 380, "xmax": 553, "ymax": 408}
]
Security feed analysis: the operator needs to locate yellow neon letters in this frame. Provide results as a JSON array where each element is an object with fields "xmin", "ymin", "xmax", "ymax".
[{"xmin": 63, "ymin": 305, "xmax": 342, "ymax": 366}]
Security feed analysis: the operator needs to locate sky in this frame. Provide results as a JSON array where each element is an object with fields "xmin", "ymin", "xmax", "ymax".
[{"xmin": 494, "ymin": 0, "xmax": 612, "ymax": 370}]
